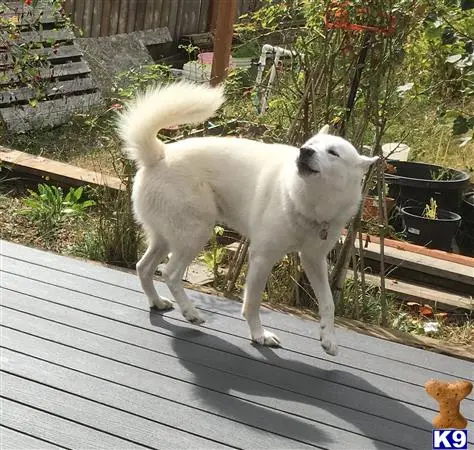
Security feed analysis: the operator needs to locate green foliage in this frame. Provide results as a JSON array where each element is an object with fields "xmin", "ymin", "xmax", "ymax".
[
  {"xmin": 202, "ymin": 226, "xmax": 225, "ymax": 285},
  {"xmin": 423, "ymin": 198, "xmax": 438, "ymax": 219},
  {"xmin": 21, "ymin": 184, "xmax": 95, "ymax": 232},
  {"xmin": 337, "ymin": 278, "xmax": 397, "ymax": 325},
  {"xmin": 392, "ymin": 312, "xmax": 426, "ymax": 334},
  {"xmin": 113, "ymin": 64, "xmax": 173, "ymax": 100},
  {"xmin": 405, "ymin": 1, "xmax": 474, "ymax": 141}
]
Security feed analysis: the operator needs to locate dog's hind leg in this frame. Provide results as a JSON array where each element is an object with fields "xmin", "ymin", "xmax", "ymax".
[
  {"xmin": 242, "ymin": 250, "xmax": 281, "ymax": 347},
  {"xmin": 137, "ymin": 239, "xmax": 173, "ymax": 310},
  {"xmin": 160, "ymin": 231, "xmax": 211, "ymax": 325},
  {"xmin": 300, "ymin": 252, "xmax": 338, "ymax": 356}
]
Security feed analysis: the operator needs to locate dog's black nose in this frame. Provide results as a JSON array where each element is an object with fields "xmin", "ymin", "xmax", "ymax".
[
  {"xmin": 297, "ymin": 147, "xmax": 319, "ymax": 175},
  {"xmin": 299, "ymin": 147, "xmax": 315, "ymax": 158}
]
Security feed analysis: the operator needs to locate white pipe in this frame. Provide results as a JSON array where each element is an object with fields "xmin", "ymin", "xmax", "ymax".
[{"xmin": 256, "ymin": 45, "xmax": 295, "ymax": 114}]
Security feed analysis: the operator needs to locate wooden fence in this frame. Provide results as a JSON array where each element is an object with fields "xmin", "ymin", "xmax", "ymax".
[{"xmin": 63, "ymin": 0, "xmax": 257, "ymax": 39}]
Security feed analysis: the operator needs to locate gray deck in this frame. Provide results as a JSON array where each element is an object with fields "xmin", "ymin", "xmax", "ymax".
[{"xmin": 1, "ymin": 239, "xmax": 473, "ymax": 450}]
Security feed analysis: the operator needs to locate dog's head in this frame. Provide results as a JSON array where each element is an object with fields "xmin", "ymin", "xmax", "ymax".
[{"xmin": 296, "ymin": 125, "xmax": 378, "ymax": 189}]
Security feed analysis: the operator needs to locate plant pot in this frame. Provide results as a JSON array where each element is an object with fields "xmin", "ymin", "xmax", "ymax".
[
  {"xmin": 385, "ymin": 160, "xmax": 470, "ymax": 213},
  {"xmin": 362, "ymin": 196, "xmax": 396, "ymax": 221},
  {"xmin": 382, "ymin": 142, "xmax": 410, "ymax": 161},
  {"xmin": 457, "ymin": 192, "xmax": 474, "ymax": 256},
  {"xmin": 401, "ymin": 206, "xmax": 461, "ymax": 252}
]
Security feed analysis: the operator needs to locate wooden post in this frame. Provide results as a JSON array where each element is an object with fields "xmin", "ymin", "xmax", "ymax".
[{"xmin": 210, "ymin": 0, "xmax": 236, "ymax": 86}]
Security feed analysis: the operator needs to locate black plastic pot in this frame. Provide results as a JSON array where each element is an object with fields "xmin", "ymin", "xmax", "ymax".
[
  {"xmin": 457, "ymin": 192, "xmax": 474, "ymax": 256},
  {"xmin": 401, "ymin": 206, "xmax": 462, "ymax": 252},
  {"xmin": 385, "ymin": 161, "xmax": 470, "ymax": 213}
]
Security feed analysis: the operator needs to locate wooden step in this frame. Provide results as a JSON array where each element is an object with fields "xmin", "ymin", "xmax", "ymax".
[
  {"xmin": 347, "ymin": 235, "xmax": 474, "ymax": 294},
  {"xmin": 348, "ymin": 270, "xmax": 473, "ymax": 312}
]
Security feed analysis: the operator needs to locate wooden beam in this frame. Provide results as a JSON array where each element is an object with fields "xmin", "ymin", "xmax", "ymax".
[
  {"xmin": 0, "ymin": 147, "xmax": 123, "ymax": 191},
  {"xmin": 347, "ymin": 270, "xmax": 473, "ymax": 311},
  {"xmin": 210, "ymin": 0, "xmax": 236, "ymax": 86}
]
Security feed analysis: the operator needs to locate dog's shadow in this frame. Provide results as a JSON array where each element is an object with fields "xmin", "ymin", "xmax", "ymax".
[{"xmin": 149, "ymin": 311, "xmax": 432, "ymax": 449}]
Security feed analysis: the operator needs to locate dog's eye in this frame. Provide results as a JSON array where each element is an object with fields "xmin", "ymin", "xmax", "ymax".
[{"xmin": 327, "ymin": 148, "xmax": 340, "ymax": 158}]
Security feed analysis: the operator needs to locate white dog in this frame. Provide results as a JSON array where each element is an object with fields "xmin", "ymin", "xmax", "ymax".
[{"xmin": 118, "ymin": 81, "xmax": 377, "ymax": 356}]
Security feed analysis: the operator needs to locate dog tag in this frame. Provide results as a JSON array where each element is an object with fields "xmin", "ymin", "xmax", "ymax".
[{"xmin": 319, "ymin": 222, "xmax": 329, "ymax": 240}]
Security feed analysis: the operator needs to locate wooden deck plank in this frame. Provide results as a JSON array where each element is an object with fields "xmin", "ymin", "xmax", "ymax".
[
  {"xmin": 3, "ymin": 257, "xmax": 473, "ymax": 388},
  {"xmin": 1, "ymin": 239, "xmax": 472, "ymax": 374},
  {"xmin": 2, "ymin": 240, "xmax": 474, "ymax": 449},
  {"xmin": 0, "ymin": 426, "xmax": 63, "ymax": 450},
  {"xmin": 2, "ymin": 371, "xmax": 230, "ymax": 450},
  {"xmin": 1, "ymin": 398, "xmax": 146, "ymax": 449},
  {"xmin": 0, "ymin": 296, "xmax": 442, "ymax": 429},
  {"xmin": 1, "ymin": 349, "xmax": 319, "ymax": 450},
  {"xmin": 1, "ymin": 311, "xmax": 437, "ymax": 449},
  {"xmin": 4, "ymin": 275, "xmax": 472, "ymax": 420}
]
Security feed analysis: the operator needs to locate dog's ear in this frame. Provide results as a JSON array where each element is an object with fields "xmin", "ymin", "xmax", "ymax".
[
  {"xmin": 358, "ymin": 155, "xmax": 379, "ymax": 171},
  {"xmin": 317, "ymin": 124, "xmax": 330, "ymax": 135}
]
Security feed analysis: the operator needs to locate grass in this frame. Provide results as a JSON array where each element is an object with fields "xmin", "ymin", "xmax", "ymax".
[{"xmin": 383, "ymin": 101, "xmax": 474, "ymax": 174}]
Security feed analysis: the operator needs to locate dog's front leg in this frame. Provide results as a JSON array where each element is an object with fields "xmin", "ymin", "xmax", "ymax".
[
  {"xmin": 300, "ymin": 252, "xmax": 338, "ymax": 356},
  {"xmin": 242, "ymin": 251, "xmax": 280, "ymax": 347}
]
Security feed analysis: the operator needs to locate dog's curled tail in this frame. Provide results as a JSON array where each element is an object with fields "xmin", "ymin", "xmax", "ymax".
[{"xmin": 117, "ymin": 81, "xmax": 225, "ymax": 168}]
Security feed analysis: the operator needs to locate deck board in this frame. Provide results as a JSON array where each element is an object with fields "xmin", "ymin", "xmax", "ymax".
[
  {"xmin": 2, "ymin": 311, "xmax": 432, "ymax": 449},
  {"xmin": 1, "ymin": 398, "xmax": 146, "ymax": 449},
  {"xmin": 1, "ymin": 240, "xmax": 473, "ymax": 449},
  {"xmin": 0, "ymin": 426, "xmax": 64, "ymax": 450},
  {"xmin": 2, "ymin": 239, "xmax": 472, "ymax": 376}
]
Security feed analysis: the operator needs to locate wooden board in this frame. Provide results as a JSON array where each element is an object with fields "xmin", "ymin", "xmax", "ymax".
[
  {"xmin": 0, "ymin": 3, "xmax": 100, "ymax": 133},
  {"xmin": 356, "ymin": 232, "xmax": 474, "ymax": 268},
  {"xmin": 2, "ymin": 371, "xmax": 229, "ymax": 449},
  {"xmin": 2, "ymin": 239, "xmax": 473, "ymax": 449},
  {"xmin": 0, "ymin": 78, "xmax": 96, "ymax": 106},
  {"xmin": 0, "ymin": 147, "xmax": 123, "ymax": 190},
  {"xmin": 347, "ymin": 270, "xmax": 474, "ymax": 311},
  {"xmin": 3, "ymin": 266, "xmax": 473, "ymax": 403},
  {"xmin": 2, "ymin": 238, "xmax": 472, "ymax": 373},
  {"xmin": 0, "ymin": 61, "xmax": 91, "ymax": 86},
  {"xmin": 1, "ymin": 307, "xmax": 444, "ymax": 438},
  {"xmin": 0, "ymin": 44, "xmax": 83, "ymax": 69},
  {"xmin": 1, "ymin": 28, "xmax": 75, "ymax": 45},
  {"xmin": 0, "ymin": 426, "xmax": 63, "ymax": 450},
  {"xmin": 1, "ymin": 398, "xmax": 146, "ymax": 449},
  {"xmin": 351, "ymin": 236, "xmax": 474, "ymax": 288},
  {"xmin": 1, "ymin": 92, "xmax": 102, "ymax": 133},
  {"xmin": 2, "ymin": 9, "xmax": 64, "ymax": 26}
]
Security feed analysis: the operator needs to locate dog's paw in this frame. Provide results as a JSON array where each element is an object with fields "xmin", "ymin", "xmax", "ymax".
[
  {"xmin": 183, "ymin": 307, "xmax": 206, "ymax": 325},
  {"xmin": 150, "ymin": 297, "xmax": 174, "ymax": 311},
  {"xmin": 252, "ymin": 329, "xmax": 281, "ymax": 347},
  {"xmin": 321, "ymin": 329, "xmax": 338, "ymax": 356}
]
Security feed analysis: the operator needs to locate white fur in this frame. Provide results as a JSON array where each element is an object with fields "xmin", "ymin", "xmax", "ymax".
[{"xmin": 118, "ymin": 81, "xmax": 377, "ymax": 356}]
